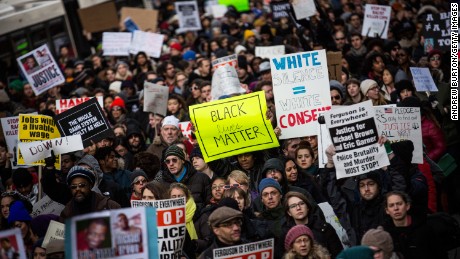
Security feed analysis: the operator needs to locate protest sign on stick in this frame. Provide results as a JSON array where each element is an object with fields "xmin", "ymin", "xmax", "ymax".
[
  {"xmin": 19, "ymin": 135, "xmax": 83, "ymax": 164},
  {"xmin": 120, "ymin": 7, "xmax": 159, "ymax": 32},
  {"xmin": 31, "ymin": 196, "xmax": 65, "ymax": 218},
  {"xmin": 270, "ymin": 0, "xmax": 291, "ymax": 21},
  {"xmin": 212, "ymin": 54, "xmax": 238, "ymax": 70},
  {"xmin": 324, "ymin": 100, "xmax": 390, "ymax": 179},
  {"xmin": 190, "ymin": 92, "xmax": 279, "ymax": 162},
  {"xmin": 55, "ymin": 96, "xmax": 103, "ymax": 115},
  {"xmin": 292, "ymin": 0, "xmax": 316, "ymax": 20},
  {"xmin": 78, "ymin": 2, "xmax": 118, "ymax": 33},
  {"xmin": 362, "ymin": 4, "xmax": 391, "ymax": 39},
  {"xmin": 54, "ymin": 97, "xmax": 114, "ymax": 147},
  {"xmin": 131, "ymin": 198, "xmax": 186, "ymax": 258},
  {"xmin": 102, "ymin": 32, "xmax": 132, "ymax": 56},
  {"xmin": 0, "ymin": 229, "xmax": 27, "ymax": 259},
  {"xmin": 422, "ymin": 12, "xmax": 451, "ymax": 52},
  {"xmin": 270, "ymin": 49, "xmax": 332, "ymax": 139},
  {"xmin": 175, "ymin": 1, "xmax": 202, "ymax": 32},
  {"xmin": 374, "ymin": 106, "xmax": 423, "ymax": 164},
  {"xmin": 16, "ymin": 44, "xmax": 65, "ymax": 96},
  {"xmin": 143, "ymin": 82, "xmax": 169, "ymax": 116},
  {"xmin": 213, "ymin": 239, "xmax": 274, "ymax": 259},
  {"xmin": 130, "ymin": 31, "xmax": 164, "ymax": 58},
  {"xmin": 67, "ymin": 207, "xmax": 157, "ymax": 259},
  {"xmin": 255, "ymin": 46, "xmax": 285, "ymax": 59},
  {"xmin": 410, "ymin": 67, "xmax": 438, "ymax": 92},
  {"xmin": 327, "ymin": 51, "xmax": 342, "ymax": 81}
]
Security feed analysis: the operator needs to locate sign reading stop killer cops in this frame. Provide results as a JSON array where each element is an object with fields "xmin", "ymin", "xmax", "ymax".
[
  {"xmin": 324, "ymin": 101, "xmax": 389, "ymax": 179},
  {"xmin": 16, "ymin": 44, "xmax": 65, "ymax": 96},
  {"xmin": 190, "ymin": 91, "xmax": 279, "ymax": 162},
  {"xmin": 54, "ymin": 97, "xmax": 114, "ymax": 147},
  {"xmin": 270, "ymin": 50, "xmax": 332, "ymax": 139},
  {"xmin": 213, "ymin": 239, "xmax": 274, "ymax": 259}
]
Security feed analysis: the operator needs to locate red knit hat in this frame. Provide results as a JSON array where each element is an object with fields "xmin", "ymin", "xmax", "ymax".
[
  {"xmin": 285, "ymin": 225, "xmax": 315, "ymax": 250},
  {"xmin": 110, "ymin": 97, "xmax": 125, "ymax": 109},
  {"xmin": 170, "ymin": 42, "xmax": 182, "ymax": 52}
]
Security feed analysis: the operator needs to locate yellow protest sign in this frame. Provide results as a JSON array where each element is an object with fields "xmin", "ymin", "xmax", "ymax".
[
  {"xmin": 18, "ymin": 114, "xmax": 61, "ymax": 168},
  {"xmin": 190, "ymin": 92, "xmax": 279, "ymax": 162}
]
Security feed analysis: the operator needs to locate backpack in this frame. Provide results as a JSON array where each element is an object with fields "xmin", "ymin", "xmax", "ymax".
[{"xmin": 427, "ymin": 212, "xmax": 460, "ymax": 251}]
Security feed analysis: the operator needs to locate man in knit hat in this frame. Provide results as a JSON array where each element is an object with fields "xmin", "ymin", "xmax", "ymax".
[
  {"xmin": 198, "ymin": 206, "xmax": 244, "ymax": 259},
  {"xmin": 60, "ymin": 165, "xmax": 120, "ymax": 220},
  {"xmin": 159, "ymin": 145, "xmax": 211, "ymax": 211}
]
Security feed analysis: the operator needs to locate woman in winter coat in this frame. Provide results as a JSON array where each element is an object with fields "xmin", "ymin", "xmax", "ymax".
[{"xmin": 283, "ymin": 225, "xmax": 330, "ymax": 259}]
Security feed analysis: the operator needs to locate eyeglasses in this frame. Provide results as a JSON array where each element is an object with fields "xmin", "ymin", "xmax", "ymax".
[
  {"xmin": 212, "ymin": 184, "xmax": 225, "ymax": 190},
  {"xmin": 224, "ymin": 183, "xmax": 243, "ymax": 190},
  {"xmin": 70, "ymin": 183, "xmax": 88, "ymax": 190},
  {"xmin": 219, "ymin": 219, "xmax": 242, "ymax": 228},
  {"xmin": 331, "ymin": 95, "xmax": 341, "ymax": 100},
  {"xmin": 134, "ymin": 179, "xmax": 147, "ymax": 185},
  {"xmin": 164, "ymin": 158, "xmax": 179, "ymax": 164},
  {"xmin": 288, "ymin": 201, "xmax": 306, "ymax": 210},
  {"xmin": 430, "ymin": 56, "xmax": 441, "ymax": 61}
]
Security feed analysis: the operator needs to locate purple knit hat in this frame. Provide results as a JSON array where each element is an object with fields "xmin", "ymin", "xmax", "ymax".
[{"xmin": 285, "ymin": 225, "xmax": 315, "ymax": 250}]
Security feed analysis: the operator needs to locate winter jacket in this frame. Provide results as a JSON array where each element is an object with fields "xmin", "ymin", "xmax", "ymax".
[
  {"xmin": 198, "ymin": 238, "xmax": 245, "ymax": 259},
  {"xmin": 418, "ymin": 159, "xmax": 437, "ymax": 213},
  {"xmin": 60, "ymin": 191, "xmax": 120, "ymax": 221},
  {"xmin": 102, "ymin": 169, "xmax": 132, "ymax": 199},
  {"xmin": 421, "ymin": 116, "xmax": 446, "ymax": 162}
]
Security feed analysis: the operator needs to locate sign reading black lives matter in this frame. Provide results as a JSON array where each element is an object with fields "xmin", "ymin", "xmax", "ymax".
[
  {"xmin": 324, "ymin": 100, "xmax": 389, "ymax": 179},
  {"xmin": 54, "ymin": 98, "xmax": 114, "ymax": 147},
  {"xmin": 422, "ymin": 12, "xmax": 451, "ymax": 52}
]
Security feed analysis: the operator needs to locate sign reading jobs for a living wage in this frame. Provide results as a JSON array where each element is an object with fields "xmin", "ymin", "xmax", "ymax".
[
  {"xmin": 18, "ymin": 114, "xmax": 60, "ymax": 168},
  {"xmin": 375, "ymin": 106, "xmax": 423, "ymax": 164},
  {"xmin": 324, "ymin": 101, "xmax": 390, "ymax": 179},
  {"xmin": 270, "ymin": 50, "xmax": 332, "ymax": 139},
  {"xmin": 190, "ymin": 92, "xmax": 279, "ymax": 162},
  {"xmin": 16, "ymin": 44, "xmax": 65, "ymax": 96},
  {"xmin": 362, "ymin": 4, "xmax": 391, "ymax": 39},
  {"xmin": 213, "ymin": 239, "xmax": 274, "ymax": 259},
  {"xmin": 54, "ymin": 97, "xmax": 114, "ymax": 147},
  {"xmin": 131, "ymin": 198, "xmax": 186, "ymax": 259}
]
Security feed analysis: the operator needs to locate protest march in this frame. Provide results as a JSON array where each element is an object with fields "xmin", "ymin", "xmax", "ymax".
[{"xmin": 0, "ymin": 1, "xmax": 459, "ymax": 259}]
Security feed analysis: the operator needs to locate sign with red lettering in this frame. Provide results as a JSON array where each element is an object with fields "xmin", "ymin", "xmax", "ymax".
[
  {"xmin": 213, "ymin": 239, "xmax": 274, "ymax": 259},
  {"xmin": 55, "ymin": 96, "xmax": 104, "ymax": 114},
  {"xmin": 178, "ymin": 122, "xmax": 193, "ymax": 142},
  {"xmin": 16, "ymin": 44, "xmax": 65, "ymax": 96}
]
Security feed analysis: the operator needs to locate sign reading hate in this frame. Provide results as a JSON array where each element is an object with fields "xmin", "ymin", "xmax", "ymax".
[
  {"xmin": 54, "ymin": 98, "xmax": 114, "ymax": 147},
  {"xmin": 324, "ymin": 101, "xmax": 389, "ymax": 179},
  {"xmin": 55, "ymin": 96, "xmax": 103, "ymax": 114},
  {"xmin": 190, "ymin": 92, "xmax": 279, "ymax": 162},
  {"xmin": 270, "ymin": 50, "xmax": 332, "ymax": 139}
]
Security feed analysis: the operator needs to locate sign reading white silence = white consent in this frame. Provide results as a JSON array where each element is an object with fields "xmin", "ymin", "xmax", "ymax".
[
  {"xmin": 324, "ymin": 100, "xmax": 389, "ymax": 179},
  {"xmin": 18, "ymin": 135, "xmax": 83, "ymax": 164}
]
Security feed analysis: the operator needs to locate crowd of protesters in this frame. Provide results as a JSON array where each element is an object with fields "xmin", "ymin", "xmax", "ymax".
[{"xmin": 0, "ymin": 0, "xmax": 459, "ymax": 258}]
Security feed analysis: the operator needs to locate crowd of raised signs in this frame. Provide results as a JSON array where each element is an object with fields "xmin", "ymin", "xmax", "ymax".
[{"xmin": 0, "ymin": 0, "xmax": 459, "ymax": 258}]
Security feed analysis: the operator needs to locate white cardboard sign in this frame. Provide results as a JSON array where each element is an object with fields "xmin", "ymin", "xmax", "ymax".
[
  {"xmin": 102, "ymin": 32, "xmax": 132, "ymax": 56},
  {"xmin": 362, "ymin": 4, "xmax": 391, "ymax": 39},
  {"xmin": 18, "ymin": 135, "xmax": 83, "ymax": 164},
  {"xmin": 130, "ymin": 31, "xmax": 164, "ymax": 58}
]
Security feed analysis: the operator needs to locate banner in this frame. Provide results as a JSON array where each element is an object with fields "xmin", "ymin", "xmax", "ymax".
[
  {"xmin": 217, "ymin": 0, "xmax": 249, "ymax": 12},
  {"xmin": 18, "ymin": 135, "xmax": 83, "ymax": 164},
  {"xmin": 270, "ymin": 0, "xmax": 291, "ymax": 21},
  {"xmin": 55, "ymin": 96, "xmax": 104, "ymax": 115},
  {"xmin": 255, "ymin": 46, "xmax": 285, "ymax": 59},
  {"xmin": 327, "ymin": 51, "xmax": 342, "ymax": 81},
  {"xmin": 270, "ymin": 50, "xmax": 332, "ymax": 139},
  {"xmin": 292, "ymin": 0, "xmax": 316, "ymax": 20},
  {"xmin": 0, "ymin": 229, "xmax": 27, "ymax": 259},
  {"xmin": 18, "ymin": 114, "xmax": 60, "ymax": 168},
  {"xmin": 362, "ymin": 4, "xmax": 391, "ymax": 39},
  {"xmin": 324, "ymin": 101, "xmax": 390, "ymax": 179},
  {"xmin": 212, "ymin": 54, "xmax": 238, "ymax": 70},
  {"xmin": 410, "ymin": 67, "xmax": 438, "ymax": 92},
  {"xmin": 179, "ymin": 121, "xmax": 193, "ymax": 142},
  {"xmin": 42, "ymin": 220, "xmax": 65, "ymax": 248},
  {"xmin": 54, "ymin": 97, "xmax": 114, "ymax": 147},
  {"xmin": 422, "ymin": 12, "xmax": 451, "ymax": 52},
  {"xmin": 213, "ymin": 239, "xmax": 274, "ymax": 259},
  {"xmin": 66, "ymin": 207, "xmax": 157, "ymax": 259},
  {"xmin": 374, "ymin": 106, "xmax": 423, "ymax": 164},
  {"xmin": 131, "ymin": 198, "xmax": 186, "ymax": 258},
  {"xmin": 16, "ymin": 44, "xmax": 65, "ymax": 96},
  {"xmin": 102, "ymin": 32, "xmax": 132, "ymax": 56},
  {"xmin": 211, "ymin": 65, "xmax": 246, "ymax": 100},
  {"xmin": 190, "ymin": 92, "xmax": 279, "ymax": 162},
  {"xmin": 175, "ymin": 1, "xmax": 202, "ymax": 32},
  {"xmin": 130, "ymin": 31, "xmax": 164, "ymax": 58},
  {"xmin": 143, "ymin": 82, "xmax": 169, "ymax": 116}
]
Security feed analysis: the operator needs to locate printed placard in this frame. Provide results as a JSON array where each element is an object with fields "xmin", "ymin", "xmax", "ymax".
[
  {"xmin": 102, "ymin": 32, "xmax": 132, "ymax": 56},
  {"xmin": 175, "ymin": 1, "xmax": 202, "ymax": 32},
  {"xmin": 42, "ymin": 220, "xmax": 65, "ymax": 248},
  {"xmin": 362, "ymin": 4, "xmax": 391, "ymax": 39},
  {"xmin": 66, "ymin": 207, "xmax": 157, "ymax": 259},
  {"xmin": 55, "ymin": 96, "xmax": 104, "ymax": 115},
  {"xmin": 31, "ymin": 195, "xmax": 66, "ymax": 218},
  {"xmin": 410, "ymin": 67, "xmax": 438, "ymax": 92},
  {"xmin": 422, "ymin": 12, "xmax": 451, "ymax": 52},
  {"xmin": 18, "ymin": 114, "xmax": 60, "ymax": 168},
  {"xmin": 374, "ymin": 106, "xmax": 423, "ymax": 164},
  {"xmin": 212, "ymin": 54, "xmax": 238, "ymax": 70},
  {"xmin": 324, "ymin": 101, "xmax": 390, "ymax": 179},
  {"xmin": 190, "ymin": 92, "xmax": 279, "ymax": 162},
  {"xmin": 16, "ymin": 44, "xmax": 65, "ymax": 96},
  {"xmin": 143, "ymin": 82, "xmax": 169, "ymax": 116},
  {"xmin": 130, "ymin": 31, "xmax": 164, "ymax": 58},
  {"xmin": 270, "ymin": 50, "xmax": 332, "ymax": 139},
  {"xmin": 0, "ymin": 229, "xmax": 27, "ymax": 259},
  {"xmin": 255, "ymin": 46, "xmax": 285, "ymax": 59},
  {"xmin": 213, "ymin": 239, "xmax": 274, "ymax": 259},
  {"xmin": 54, "ymin": 97, "xmax": 114, "ymax": 147},
  {"xmin": 270, "ymin": 0, "xmax": 291, "ymax": 21},
  {"xmin": 211, "ymin": 65, "xmax": 246, "ymax": 101},
  {"xmin": 1, "ymin": 116, "xmax": 29, "ymax": 168},
  {"xmin": 18, "ymin": 135, "xmax": 83, "ymax": 164},
  {"xmin": 179, "ymin": 121, "xmax": 193, "ymax": 142},
  {"xmin": 292, "ymin": 0, "xmax": 316, "ymax": 19},
  {"xmin": 131, "ymin": 198, "xmax": 186, "ymax": 258}
]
